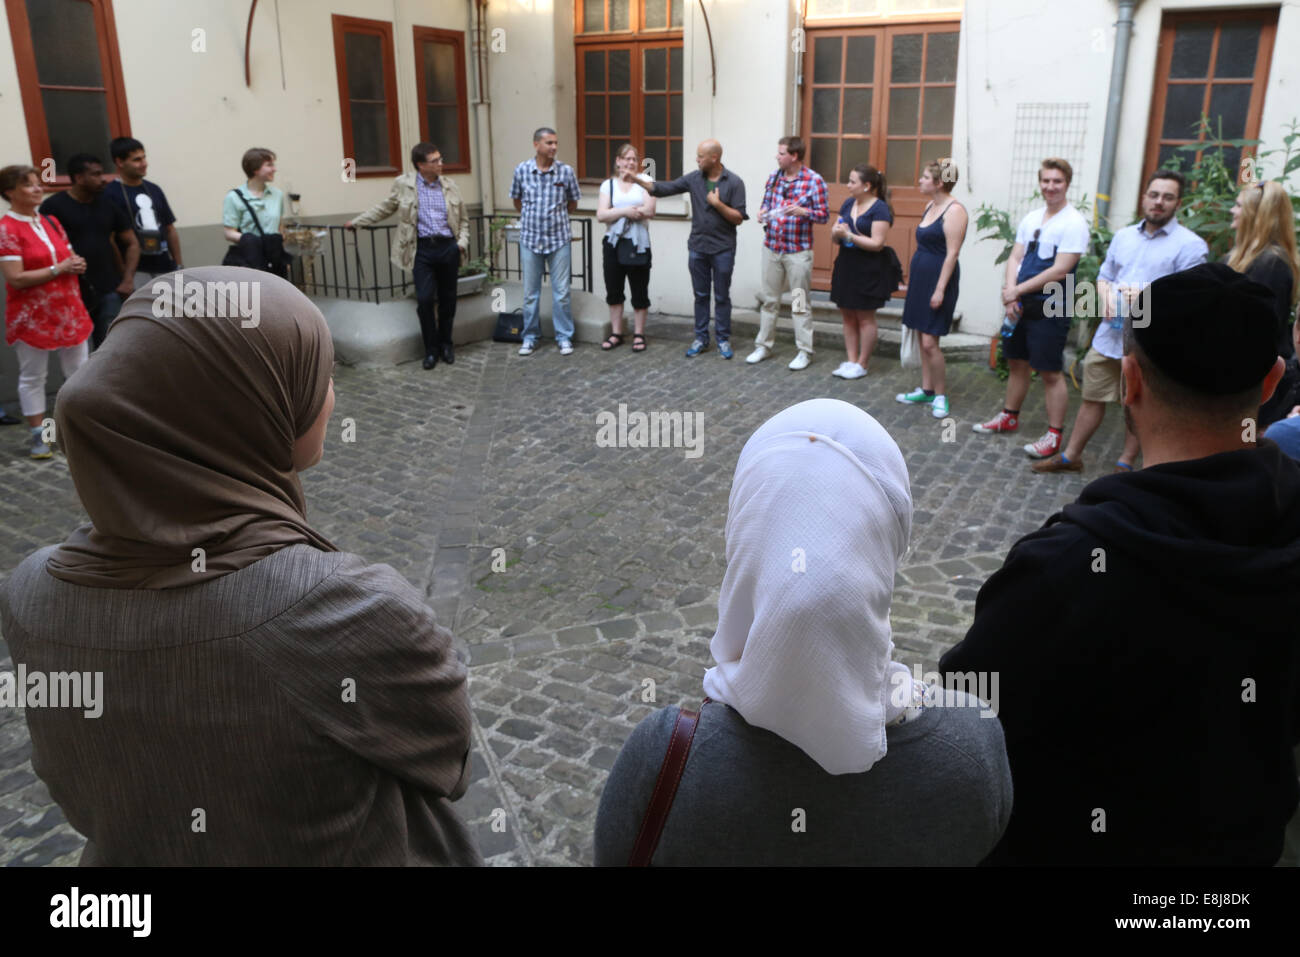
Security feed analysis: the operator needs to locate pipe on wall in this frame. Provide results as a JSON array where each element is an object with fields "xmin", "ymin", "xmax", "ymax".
[
  {"xmin": 471, "ymin": 0, "xmax": 496, "ymax": 215},
  {"xmin": 1095, "ymin": 0, "xmax": 1140, "ymax": 227}
]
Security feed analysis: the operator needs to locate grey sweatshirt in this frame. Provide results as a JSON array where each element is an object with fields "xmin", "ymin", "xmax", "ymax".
[{"xmin": 595, "ymin": 696, "xmax": 1012, "ymax": 866}]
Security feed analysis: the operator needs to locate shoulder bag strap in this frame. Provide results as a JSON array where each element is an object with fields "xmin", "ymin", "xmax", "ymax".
[
  {"xmin": 232, "ymin": 188, "xmax": 267, "ymax": 238},
  {"xmin": 628, "ymin": 697, "xmax": 710, "ymax": 866}
]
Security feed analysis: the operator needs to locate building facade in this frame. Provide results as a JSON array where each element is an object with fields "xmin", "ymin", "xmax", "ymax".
[{"xmin": 2, "ymin": 0, "xmax": 1297, "ymax": 340}]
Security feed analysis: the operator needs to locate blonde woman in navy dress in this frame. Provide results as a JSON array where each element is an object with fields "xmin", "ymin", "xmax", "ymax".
[{"xmin": 896, "ymin": 159, "xmax": 967, "ymax": 419}]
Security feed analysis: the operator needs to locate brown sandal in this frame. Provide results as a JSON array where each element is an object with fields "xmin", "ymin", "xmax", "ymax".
[
  {"xmin": 602, "ymin": 333, "xmax": 624, "ymax": 350},
  {"xmin": 632, "ymin": 334, "xmax": 647, "ymax": 352}
]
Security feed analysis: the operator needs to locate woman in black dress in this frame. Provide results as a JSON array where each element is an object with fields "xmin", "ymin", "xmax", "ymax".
[
  {"xmin": 896, "ymin": 159, "xmax": 967, "ymax": 419},
  {"xmin": 830, "ymin": 165, "xmax": 900, "ymax": 380}
]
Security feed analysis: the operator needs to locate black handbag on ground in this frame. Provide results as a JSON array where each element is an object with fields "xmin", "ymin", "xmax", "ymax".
[
  {"xmin": 492, "ymin": 307, "xmax": 525, "ymax": 343},
  {"xmin": 609, "ymin": 179, "xmax": 650, "ymax": 267},
  {"xmin": 222, "ymin": 189, "xmax": 291, "ymax": 278}
]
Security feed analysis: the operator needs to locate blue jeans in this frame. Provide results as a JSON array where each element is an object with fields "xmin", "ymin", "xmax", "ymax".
[
  {"xmin": 90, "ymin": 291, "xmax": 123, "ymax": 350},
  {"xmin": 687, "ymin": 249, "xmax": 734, "ymax": 344},
  {"xmin": 520, "ymin": 244, "xmax": 573, "ymax": 345}
]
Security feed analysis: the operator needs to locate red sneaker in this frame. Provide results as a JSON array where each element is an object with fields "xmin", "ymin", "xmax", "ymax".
[
  {"xmin": 972, "ymin": 411, "xmax": 1019, "ymax": 434},
  {"xmin": 1023, "ymin": 430, "xmax": 1062, "ymax": 459}
]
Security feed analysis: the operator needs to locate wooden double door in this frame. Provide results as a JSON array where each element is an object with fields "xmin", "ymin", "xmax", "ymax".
[{"xmin": 802, "ymin": 24, "xmax": 959, "ymax": 292}]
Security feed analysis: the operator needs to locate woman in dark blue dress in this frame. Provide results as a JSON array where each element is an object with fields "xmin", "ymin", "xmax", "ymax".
[
  {"xmin": 829, "ymin": 165, "xmax": 901, "ymax": 380},
  {"xmin": 896, "ymin": 159, "xmax": 967, "ymax": 419}
]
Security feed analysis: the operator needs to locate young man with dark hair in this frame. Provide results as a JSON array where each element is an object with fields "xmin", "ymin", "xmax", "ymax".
[
  {"xmin": 942, "ymin": 262, "xmax": 1300, "ymax": 865},
  {"xmin": 346, "ymin": 142, "xmax": 470, "ymax": 369},
  {"xmin": 108, "ymin": 137, "xmax": 182, "ymax": 286},
  {"xmin": 40, "ymin": 154, "xmax": 140, "ymax": 348},
  {"xmin": 1033, "ymin": 169, "xmax": 1207, "ymax": 474},
  {"xmin": 973, "ymin": 158, "xmax": 1090, "ymax": 458},
  {"xmin": 749, "ymin": 135, "xmax": 829, "ymax": 369}
]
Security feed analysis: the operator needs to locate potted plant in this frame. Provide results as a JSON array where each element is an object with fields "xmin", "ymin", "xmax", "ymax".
[{"xmin": 457, "ymin": 214, "xmax": 513, "ymax": 296}]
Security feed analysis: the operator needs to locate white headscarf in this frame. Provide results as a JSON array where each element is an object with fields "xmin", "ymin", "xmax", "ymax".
[{"xmin": 702, "ymin": 398, "xmax": 914, "ymax": 775}]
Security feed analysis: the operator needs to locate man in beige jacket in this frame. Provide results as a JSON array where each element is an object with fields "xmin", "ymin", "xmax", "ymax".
[{"xmin": 347, "ymin": 142, "xmax": 469, "ymax": 369}]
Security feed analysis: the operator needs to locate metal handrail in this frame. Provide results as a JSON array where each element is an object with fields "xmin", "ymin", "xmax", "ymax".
[{"xmin": 287, "ymin": 216, "xmax": 593, "ymax": 302}]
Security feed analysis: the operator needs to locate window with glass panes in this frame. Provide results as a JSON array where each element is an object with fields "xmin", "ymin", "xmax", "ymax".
[
  {"xmin": 414, "ymin": 28, "xmax": 470, "ymax": 172},
  {"xmin": 576, "ymin": 1, "xmax": 683, "ymax": 181},
  {"xmin": 1144, "ymin": 9, "xmax": 1276, "ymax": 184},
  {"xmin": 6, "ymin": 0, "xmax": 131, "ymax": 180},
  {"xmin": 332, "ymin": 15, "xmax": 401, "ymax": 176},
  {"xmin": 802, "ymin": 23, "xmax": 959, "ymax": 292},
  {"xmin": 806, "ymin": 27, "xmax": 957, "ymax": 185}
]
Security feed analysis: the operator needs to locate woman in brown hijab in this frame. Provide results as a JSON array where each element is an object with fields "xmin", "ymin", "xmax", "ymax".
[{"xmin": 0, "ymin": 267, "xmax": 481, "ymax": 865}]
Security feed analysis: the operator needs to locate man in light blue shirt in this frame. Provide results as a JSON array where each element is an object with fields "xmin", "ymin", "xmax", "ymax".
[{"xmin": 1033, "ymin": 170, "xmax": 1208, "ymax": 473}]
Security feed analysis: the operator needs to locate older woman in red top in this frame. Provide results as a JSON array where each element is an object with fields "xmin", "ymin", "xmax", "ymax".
[{"xmin": 0, "ymin": 164, "xmax": 93, "ymax": 459}]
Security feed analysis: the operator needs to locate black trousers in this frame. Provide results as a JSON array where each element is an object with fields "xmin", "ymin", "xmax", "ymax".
[
  {"xmin": 601, "ymin": 240, "xmax": 652, "ymax": 309},
  {"xmin": 414, "ymin": 236, "xmax": 459, "ymax": 354}
]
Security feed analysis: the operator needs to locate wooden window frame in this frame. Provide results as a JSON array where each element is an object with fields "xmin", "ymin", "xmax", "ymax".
[
  {"xmin": 575, "ymin": 0, "xmax": 684, "ymax": 36},
  {"xmin": 802, "ymin": 23, "xmax": 958, "ymax": 184},
  {"xmin": 332, "ymin": 14, "xmax": 402, "ymax": 178},
  {"xmin": 576, "ymin": 40, "xmax": 684, "ymax": 183},
  {"xmin": 5, "ymin": 0, "xmax": 131, "ymax": 187},
  {"xmin": 575, "ymin": 3, "xmax": 683, "ymax": 183},
  {"xmin": 413, "ymin": 26, "xmax": 471, "ymax": 173},
  {"xmin": 1143, "ymin": 8, "xmax": 1277, "ymax": 189}
]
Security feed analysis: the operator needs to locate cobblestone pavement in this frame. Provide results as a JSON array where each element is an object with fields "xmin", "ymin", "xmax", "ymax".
[{"xmin": 0, "ymin": 316, "xmax": 1127, "ymax": 866}]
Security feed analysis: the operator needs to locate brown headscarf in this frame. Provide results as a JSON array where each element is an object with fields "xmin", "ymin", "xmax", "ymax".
[{"xmin": 47, "ymin": 266, "xmax": 337, "ymax": 588}]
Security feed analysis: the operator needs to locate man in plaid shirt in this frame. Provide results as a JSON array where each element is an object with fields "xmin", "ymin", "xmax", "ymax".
[
  {"xmin": 510, "ymin": 127, "xmax": 582, "ymax": 356},
  {"xmin": 748, "ymin": 137, "xmax": 829, "ymax": 370}
]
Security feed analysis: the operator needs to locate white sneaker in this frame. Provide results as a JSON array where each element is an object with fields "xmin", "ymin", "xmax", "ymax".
[
  {"xmin": 931, "ymin": 395, "xmax": 950, "ymax": 418},
  {"xmin": 559, "ymin": 340, "xmax": 574, "ymax": 356},
  {"xmin": 788, "ymin": 350, "xmax": 811, "ymax": 371},
  {"xmin": 746, "ymin": 345, "xmax": 771, "ymax": 364},
  {"xmin": 518, "ymin": 341, "xmax": 536, "ymax": 356},
  {"xmin": 841, "ymin": 362, "xmax": 867, "ymax": 379},
  {"xmin": 831, "ymin": 361, "xmax": 852, "ymax": 378}
]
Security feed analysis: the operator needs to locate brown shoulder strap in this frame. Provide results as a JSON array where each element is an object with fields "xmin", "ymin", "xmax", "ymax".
[{"xmin": 628, "ymin": 698, "xmax": 709, "ymax": 866}]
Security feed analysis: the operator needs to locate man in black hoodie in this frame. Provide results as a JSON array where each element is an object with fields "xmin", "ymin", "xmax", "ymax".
[{"xmin": 941, "ymin": 262, "xmax": 1300, "ymax": 865}]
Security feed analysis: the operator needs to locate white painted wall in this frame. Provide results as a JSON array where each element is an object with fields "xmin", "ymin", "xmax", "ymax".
[
  {"xmin": 956, "ymin": 0, "xmax": 1300, "ymax": 337},
  {"xmin": 1, "ymin": 0, "xmax": 479, "ymax": 266}
]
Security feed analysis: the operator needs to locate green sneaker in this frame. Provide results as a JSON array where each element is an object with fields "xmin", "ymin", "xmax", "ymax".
[{"xmin": 895, "ymin": 388, "xmax": 933, "ymax": 406}]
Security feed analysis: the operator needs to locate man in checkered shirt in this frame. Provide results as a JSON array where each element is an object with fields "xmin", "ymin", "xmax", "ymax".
[
  {"xmin": 748, "ymin": 137, "xmax": 829, "ymax": 371},
  {"xmin": 510, "ymin": 127, "xmax": 582, "ymax": 356}
]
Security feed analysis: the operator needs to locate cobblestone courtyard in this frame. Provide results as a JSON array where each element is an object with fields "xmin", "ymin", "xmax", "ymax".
[{"xmin": 0, "ymin": 318, "xmax": 1127, "ymax": 866}]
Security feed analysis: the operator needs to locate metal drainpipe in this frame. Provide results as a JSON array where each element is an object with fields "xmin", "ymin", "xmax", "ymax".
[
  {"xmin": 792, "ymin": 0, "xmax": 807, "ymax": 136},
  {"xmin": 472, "ymin": 0, "xmax": 496, "ymax": 217},
  {"xmin": 1095, "ymin": 0, "xmax": 1139, "ymax": 228}
]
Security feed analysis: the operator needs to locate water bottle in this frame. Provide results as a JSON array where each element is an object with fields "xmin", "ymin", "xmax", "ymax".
[
  {"xmin": 1000, "ymin": 313, "xmax": 1019, "ymax": 338},
  {"xmin": 838, "ymin": 217, "xmax": 854, "ymax": 248}
]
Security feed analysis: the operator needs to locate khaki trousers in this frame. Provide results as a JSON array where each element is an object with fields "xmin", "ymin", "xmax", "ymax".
[{"xmin": 757, "ymin": 246, "xmax": 814, "ymax": 353}]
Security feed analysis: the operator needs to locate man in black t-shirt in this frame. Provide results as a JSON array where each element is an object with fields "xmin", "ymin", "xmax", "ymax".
[
  {"xmin": 40, "ymin": 153, "xmax": 139, "ymax": 348},
  {"xmin": 109, "ymin": 137, "xmax": 182, "ymax": 285}
]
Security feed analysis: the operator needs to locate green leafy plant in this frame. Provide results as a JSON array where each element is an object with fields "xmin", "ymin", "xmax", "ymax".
[
  {"xmin": 459, "ymin": 214, "xmax": 514, "ymax": 281},
  {"xmin": 1159, "ymin": 115, "xmax": 1300, "ymax": 260}
]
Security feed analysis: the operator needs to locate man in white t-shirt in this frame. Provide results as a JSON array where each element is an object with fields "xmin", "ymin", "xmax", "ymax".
[
  {"xmin": 973, "ymin": 159, "xmax": 1091, "ymax": 459},
  {"xmin": 1033, "ymin": 169, "xmax": 1208, "ymax": 474}
]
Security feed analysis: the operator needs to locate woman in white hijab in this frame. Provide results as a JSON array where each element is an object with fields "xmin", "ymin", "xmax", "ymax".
[{"xmin": 595, "ymin": 398, "xmax": 1012, "ymax": 865}]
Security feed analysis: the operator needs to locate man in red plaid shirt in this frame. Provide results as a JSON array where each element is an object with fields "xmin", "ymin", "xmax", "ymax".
[{"xmin": 748, "ymin": 136, "xmax": 829, "ymax": 370}]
